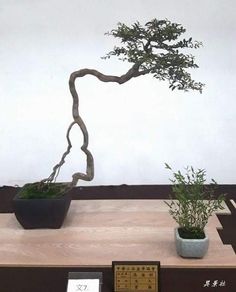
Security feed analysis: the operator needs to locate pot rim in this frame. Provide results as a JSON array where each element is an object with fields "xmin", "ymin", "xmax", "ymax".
[{"xmin": 175, "ymin": 227, "xmax": 209, "ymax": 242}]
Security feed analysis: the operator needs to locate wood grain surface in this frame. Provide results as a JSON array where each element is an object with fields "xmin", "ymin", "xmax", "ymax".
[{"xmin": 0, "ymin": 200, "xmax": 234, "ymax": 268}]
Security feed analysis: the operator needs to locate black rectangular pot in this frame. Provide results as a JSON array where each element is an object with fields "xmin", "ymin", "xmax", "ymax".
[{"xmin": 13, "ymin": 192, "xmax": 71, "ymax": 229}]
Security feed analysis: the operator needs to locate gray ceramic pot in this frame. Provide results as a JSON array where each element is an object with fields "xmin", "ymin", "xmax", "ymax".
[{"xmin": 175, "ymin": 228, "xmax": 209, "ymax": 258}]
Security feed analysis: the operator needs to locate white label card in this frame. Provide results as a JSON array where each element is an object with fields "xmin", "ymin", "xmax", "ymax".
[{"xmin": 67, "ymin": 279, "xmax": 100, "ymax": 292}]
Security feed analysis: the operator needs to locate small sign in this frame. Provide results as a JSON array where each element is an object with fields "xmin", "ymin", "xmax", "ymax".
[
  {"xmin": 67, "ymin": 272, "xmax": 102, "ymax": 292},
  {"xmin": 113, "ymin": 261, "xmax": 160, "ymax": 292}
]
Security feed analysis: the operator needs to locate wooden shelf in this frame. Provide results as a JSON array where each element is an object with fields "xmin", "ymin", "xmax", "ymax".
[
  {"xmin": 0, "ymin": 200, "xmax": 235, "ymax": 292},
  {"xmin": 0, "ymin": 200, "xmax": 235, "ymax": 268},
  {"xmin": 0, "ymin": 200, "xmax": 233, "ymax": 268}
]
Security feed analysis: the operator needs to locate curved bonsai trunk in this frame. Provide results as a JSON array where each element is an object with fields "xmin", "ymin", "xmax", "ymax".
[{"xmin": 43, "ymin": 64, "xmax": 149, "ymax": 187}]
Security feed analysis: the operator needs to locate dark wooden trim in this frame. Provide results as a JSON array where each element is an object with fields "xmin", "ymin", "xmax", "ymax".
[
  {"xmin": 217, "ymin": 199, "xmax": 236, "ymax": 253},
  {"xmin": 0, "ymin": 266, "xmax": 235, "ymax": 292},
  {"xmin": 69, "ymin": 184, "xmax": 172, "ymax": 200},
  {"xmin": 68, "ymin": 184, "xmax": 236, "ymax": 200},
  {"xmin": 0, "ymin": 186, "xmax": 20, "ymax": 213},
  {"xmin": 1, "ymin": 184, "xmax": 236, "ymax": 212}
]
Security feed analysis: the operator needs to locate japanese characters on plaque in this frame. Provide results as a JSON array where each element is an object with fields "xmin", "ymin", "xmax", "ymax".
[{"xmin": 113, "ymin": 261, "xmax": 160, "ymax": 292}]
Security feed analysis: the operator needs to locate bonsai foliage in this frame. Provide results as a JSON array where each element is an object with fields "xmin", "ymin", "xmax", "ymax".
[
  {"xmin": 165, "ymin": 164, "xmax": 225, "ymax": 239},
  {"xmin": 103, "ymin": 19, "xmax": 204, "ymax": 91},
  {"xmin": 36, "ymin": 19, "xmax": 204, "ymax": 193}
]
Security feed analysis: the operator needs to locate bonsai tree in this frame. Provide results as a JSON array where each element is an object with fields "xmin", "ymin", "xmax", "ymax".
[
  {"xmin": 165, "ymin": 163, "xmax": 225, "ymax": 239},
  {"xmin": 19, "ymin": 19, "xmax": 205, "ymax": 198}
]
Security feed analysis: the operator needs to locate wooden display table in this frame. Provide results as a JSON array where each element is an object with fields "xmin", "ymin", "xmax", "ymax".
[{"xmin": 0, "ymin": 200, "xmax": 235, "ymax": 291}]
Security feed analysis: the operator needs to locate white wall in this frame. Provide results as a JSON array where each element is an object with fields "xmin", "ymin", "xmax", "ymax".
[{"xmin": 0, "ymin": 0, "xmax": 236, "ymax": 186}]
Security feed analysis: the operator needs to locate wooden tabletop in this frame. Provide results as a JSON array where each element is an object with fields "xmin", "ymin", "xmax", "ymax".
[{"xmin": 0, "ymin": 200, "xmax": 235, "ymax": 268}]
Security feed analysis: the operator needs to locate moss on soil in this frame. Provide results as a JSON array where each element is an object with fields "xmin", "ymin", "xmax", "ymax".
[{"xmin": 18, "ymin": 182, "xmax": 68, "ymax": 199}]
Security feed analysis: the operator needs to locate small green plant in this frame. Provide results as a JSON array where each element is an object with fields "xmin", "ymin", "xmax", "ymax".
[
  {"xmin": 165, "ymin": 163, "xmax": 225, "ymax": 239},
  {"xmin": 18, "ymin": 182, "xmax": 69, "ymax": 199}
]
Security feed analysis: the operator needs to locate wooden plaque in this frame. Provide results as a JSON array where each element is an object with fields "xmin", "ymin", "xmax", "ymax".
[{"xmin": 113, "ymin": 261, "xmax": 160, "ymax": 292}]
